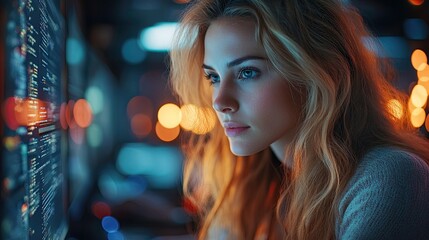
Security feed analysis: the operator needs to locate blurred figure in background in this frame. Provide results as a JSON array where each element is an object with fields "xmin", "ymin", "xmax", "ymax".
[{"xmin": 169, "ymin": 0, "xmax": 429, "ymax": 239}]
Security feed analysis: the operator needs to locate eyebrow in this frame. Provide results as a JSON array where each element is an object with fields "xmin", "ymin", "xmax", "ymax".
[{"xmin": 202, "ymin": 56, "xmax": 266, "ymax": 70}]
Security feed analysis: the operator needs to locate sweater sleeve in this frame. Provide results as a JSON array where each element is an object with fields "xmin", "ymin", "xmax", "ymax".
[{"xmin": 336, "ymin": 148, "xmax": 429, "ymax": 240}]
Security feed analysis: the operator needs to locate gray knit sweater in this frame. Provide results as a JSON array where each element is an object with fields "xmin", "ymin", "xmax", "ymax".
[
  {"xmin": 207, "ymin": 147, "xmax": 429, "ymax": 239},
  {"xmin": 336, "ymin": 146, "xmax": 429, "ymax": 240}
]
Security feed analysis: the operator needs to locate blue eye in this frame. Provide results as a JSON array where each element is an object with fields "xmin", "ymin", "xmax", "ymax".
[
  {"xmin": 204, "ymin": 73, "xmax": 220, "ymax": 85},
  {"xmin": 238, "ymin": 68, "xmax": 259, "ymax": 80}
]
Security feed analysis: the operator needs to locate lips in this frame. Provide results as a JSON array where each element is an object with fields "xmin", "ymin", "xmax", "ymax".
[{"xmin": 223, "ymin": 122, "xmax": 250, "ymax": 137}]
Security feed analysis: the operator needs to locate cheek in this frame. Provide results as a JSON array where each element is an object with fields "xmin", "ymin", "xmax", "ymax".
[{"xmin": 251, "ymin": 84, "xmax": 301, "ymax": 122}]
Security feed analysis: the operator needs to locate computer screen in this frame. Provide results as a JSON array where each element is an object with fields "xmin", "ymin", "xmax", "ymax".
[{"xmin": 1, "ymin": 0, "xmax": 68, "ymax": 239}]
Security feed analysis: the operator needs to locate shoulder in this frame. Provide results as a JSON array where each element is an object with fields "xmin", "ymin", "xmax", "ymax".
[
  {"xmin": 337, "ymin": 146, "xmax": 429, "ymax": 240},
  {"xmin": 352, "ymin": 146, "xmax": 429, "ymax": 185}
]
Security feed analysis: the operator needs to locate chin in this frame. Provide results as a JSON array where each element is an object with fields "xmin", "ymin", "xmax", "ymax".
[{"xmin": 229, "ymin": 145, "xmax": 260, "ymax": 157}]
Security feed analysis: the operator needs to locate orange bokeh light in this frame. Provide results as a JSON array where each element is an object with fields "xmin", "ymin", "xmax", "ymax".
[
  {"xmin": 3, "ymin": 97, "xmax": 51, "ymax": 128},
  {"xmin": 191, "ymin": 107, "xmax": 217, "ymax": 135},
  {"xmin": 411, "ymin": 49, "xmax": 427, "ymax": 71},
  {"xmin": 410, "ymin": 84, "xmax": 428, "ymax": 108},
  {"xmin": 425, "ymin": 114, "xmax": 429, "ymax": 132},
  {"xmin": 408, "ymin": 0, "xmax": 425, "ymax": 6},
  {"xmin": 155, "ymin": 121, "xmax": 180, "ymax": 142},
  {"xmin": 21, "ymin": 203, "xmax": 28, "ymax": 214},
  {"xmin": 60, "ymin": 102, "xmax": 68, "ymax": 130},
  {"xmin": 418, "ymin": 64, "xmax": 429, "ymax": 81},
  {"xmin": 131, "ymin": 114, "xmax": 152, "ymax": 138},
  {"xmin": 411, "ymin": 107, "xmax": 426, "ymax": 128},
  {"xmin": 3, "ymin": 97, "xmax": 19, "ymax": 130},
  {"xmin": 158, "ymin": 103, "xmax": 182, "ymax": 129},
  {"xmin": 73, "ymin": 99, "xmax": 93, "ymax": 128},
  {"xmin": 127, "ymin": 96, "xmax": 153, "ymax": 119},
  {"xmin": 179, "ymin": 104, "xmax": 216, "ymax": 134},
  {"xmin": 65, "ymin": 100, "xmax": 75, "ymax": 127}
]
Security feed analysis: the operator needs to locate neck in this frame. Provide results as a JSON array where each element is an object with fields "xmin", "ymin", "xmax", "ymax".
[{"xmin": 270, "ymin": 144, "xmax": 292, "ymax": 168}]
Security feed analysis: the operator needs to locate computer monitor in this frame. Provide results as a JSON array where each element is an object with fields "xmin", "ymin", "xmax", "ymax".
[{"xmin": 1, "ymin": 0, "xmax": 68, "ymax": 239}]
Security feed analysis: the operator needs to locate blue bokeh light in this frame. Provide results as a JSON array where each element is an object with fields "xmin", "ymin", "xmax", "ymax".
[
  {"xmin": 404, "ymin": 18, "xmax": 428, "ymax": 40},
  {"xmin": 66, "ymin": 38, "xmax": 85, "ymax": 65},
  {"xmin": 121, "ymin": 38, "xmax": 147, "ymax": 64},
  {"xmin": 107, "ymin": 231, "xmax": 125, "ymax": 240},
  {"xmin": 102, "ymin": 216, "xmax": 120, "ymax": 233}
]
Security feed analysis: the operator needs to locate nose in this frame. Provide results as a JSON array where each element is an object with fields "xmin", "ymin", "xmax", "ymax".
[{"xmin": 212, "ymin": 84, "xmax": 239, "ymax": 113}]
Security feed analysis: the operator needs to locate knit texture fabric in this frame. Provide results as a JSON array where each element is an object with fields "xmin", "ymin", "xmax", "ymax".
[{"xmin": 336, "ymin": 146, "xmax": 429, "ymax": 240}]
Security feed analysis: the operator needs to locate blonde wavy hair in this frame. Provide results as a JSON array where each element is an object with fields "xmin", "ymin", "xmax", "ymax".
[{"xmin": 169, "ymin": 0, "xmax": 429, "ymax": 239}]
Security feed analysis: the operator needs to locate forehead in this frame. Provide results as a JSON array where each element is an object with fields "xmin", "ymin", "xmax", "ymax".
[{"xmin": 204, "ymin": 17, "xmax": 265, "ymax": 63}]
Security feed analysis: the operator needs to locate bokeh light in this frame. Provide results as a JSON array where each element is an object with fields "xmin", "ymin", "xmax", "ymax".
[
  {"xmin": 139, "ymin": 22, "xmax": 178, "ymax": 52},
  {"xmin": 411, "ymin": 49, "xmax": 427, "ymax": 71},
  {"xmin": 418, "ymin": 64, "xmax": 429, "ymax": 81},
  {"xmin": 121, "ymin": 38, "xmax": 146, "ymax": 64},
  {"xmin": 14, "ymin": 98, "xmax": 30, "ymax": 126},
  {"xmin": 3, "ymin": 97, "xmax": 19, "ymax": 130},
  {"xmin": 192, "ymin": 107, "xmax": 217, "ymax": 135},
  {"xmin": 179, "ymin": 104, "xmax": 217, "ymax": 134},
  {"xmin": 418, "ymin": 77, "xmax": 429, "ymax": 94},
  {"xmin": 408, "ymin": 98, "xmax": 417, "ymax": 113},
  {"xmin": 69, "ymin": 122, "xmax": 85, "ymax": 145},
  {"xmin": 180, "ymin": 104, "xmax": 199, "ymax": 131},
  {"xmin": 387, "ymin": 99, "xmax": 404, "ymax": 119},
  {"xmin": 130, "ymin": 114, "xmax": 152, "ymax": 138},
  {"xmin": 115, "ymin": 143, "xmax": 182, "ymax": 189},
  {"xmin": 425, "ymin": 114, "xmax": 429, "ymax": 132},
  {"xmin": 157, "ymin": 103, "xmax": 182, "ymax": 129},
  {"xmin": 101, "ymin": 216, "xmax": 119, "ymax": 233},
  {"xmin": 411, "ymin": 107, "xmax": 426, "ymax": 127},
  {"xmin": 60, "ymin": 102, "xmax": 68, "ymax": 130},
  {"xmin": 408, "ymin": 0, "xmax": 425, "ymax": 6},
  {"xmin": 403, "ymin": 18, "xmax": 428, "ymax": 40},
  {"xmin": 410, "ymin": 84, "xmax": 428, "ymax": 108},
  {"xmin": 107, "ymin": 232, "xmax": 124, "ymax": 240},
  {"xmin": 127, "ymin": 96, "xmax": 153, "ymax": 119},
  {"xmin": 65, "ymin": 100, "xmax": 75, "ymax": 127},
  {"xmin": 66, "ymin": 38, "xmax": 84, "ymax": 65},
  {"xmin": 85, "ymin": 86, "xmax": 104, "ymax": 115},
  {"xmin": 155, "ymin": 121, "xmax": 180, "ymax": 142},
  {"xmin": 87, "ymin": 124, "xmax": 103, "ymax": 147},
  {"xmin": 21, "ymin": 203, "xmax": 28, "ymax": 214},
  {"xmin": 92, "ymin": 201, "xmax": 111, "ymax": 219},
  {"xmin": 4, "ymin": 136, "xmax": 21, "ymax": 151},
  {"xmin": 73, "ymin": 99, "xmax": 93, "ymax": 128}
]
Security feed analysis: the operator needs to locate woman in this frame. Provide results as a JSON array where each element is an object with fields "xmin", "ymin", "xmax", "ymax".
[{"xmin": 169, "ymin": 0, "xmax": 429, "ymax": 239}]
